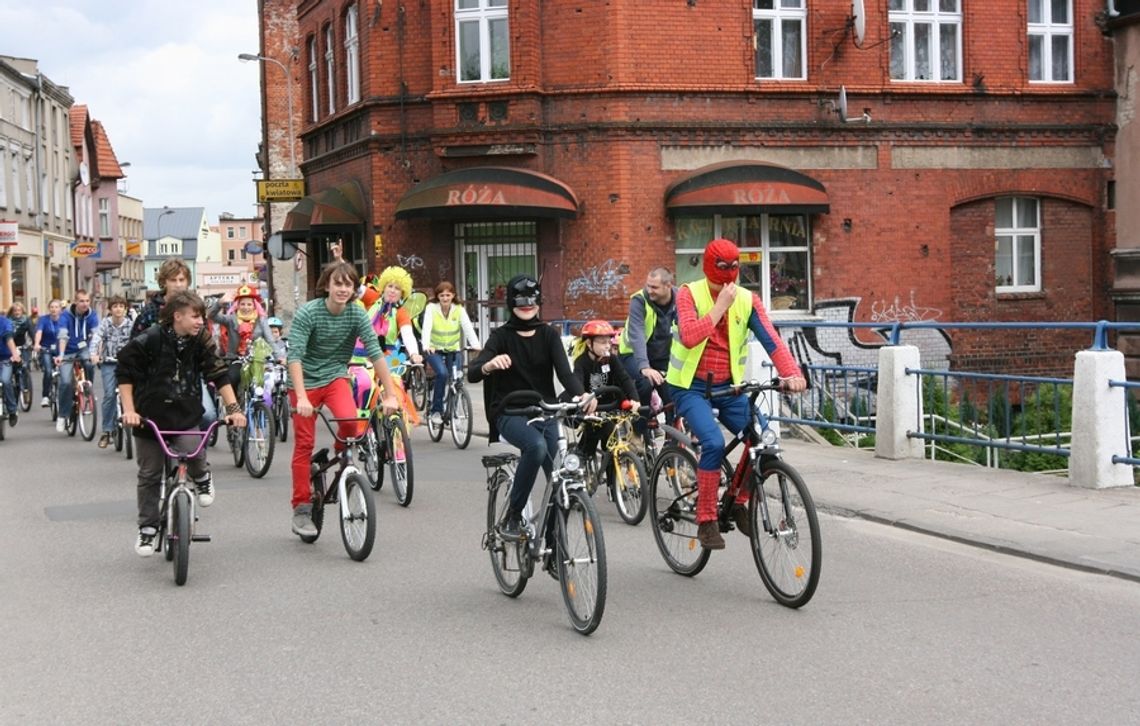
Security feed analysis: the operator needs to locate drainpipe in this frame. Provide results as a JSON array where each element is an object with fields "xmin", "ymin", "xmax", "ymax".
[{"xmin": 33, "ymin": 73, "xmax": 45, "ymax": 231}]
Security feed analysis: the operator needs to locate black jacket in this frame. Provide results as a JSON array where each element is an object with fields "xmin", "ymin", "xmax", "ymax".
[{"xmin": 116, "ymin": 324, "xmax": 230, "ymax": 439}]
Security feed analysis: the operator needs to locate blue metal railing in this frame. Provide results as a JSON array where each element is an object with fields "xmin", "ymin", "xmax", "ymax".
[{"xmin": 1109, "ymin": 379, "xmax": 1140, "ymax": 466}]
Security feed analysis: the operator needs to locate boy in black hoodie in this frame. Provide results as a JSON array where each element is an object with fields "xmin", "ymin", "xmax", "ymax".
[{"xmin": 117, "ymin": 291, "xmax": 246, "ymax": 557}]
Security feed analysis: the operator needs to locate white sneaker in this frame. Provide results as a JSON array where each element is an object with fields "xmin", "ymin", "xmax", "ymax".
[
  {"xmin": 430, "ymin": 412, "xmax": 443, "ymax": 426},
  {"xmin": 195, "ymin": 476, "xmax": 215, "ymax": 508},
  {"xmin": 40, "ymin": 397, "xmax": 49, "ymax": 407},
  {"xmin": 135, "ymin": 528, "xmax": 157, "ymax": 557},
  {"xmin": 55, "ymin": 417, "xmax": 66, "ymax": 433}
]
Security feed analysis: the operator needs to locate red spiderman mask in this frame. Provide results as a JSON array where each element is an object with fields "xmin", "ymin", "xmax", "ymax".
[{"xmin": 703, "ymin": 238, "xmax": 741, "ymax": 286}]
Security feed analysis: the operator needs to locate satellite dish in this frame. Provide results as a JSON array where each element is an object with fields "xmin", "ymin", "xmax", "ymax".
[
  {"xmin": 266, "ymin": 232, "xmax": 296, "ymax": 262},
  {"xmin": 838, "ymin": 86, "xmax": 849, "ymax": 122},
  {"xmin": 852, "ymin": 0, "xmax": 866, "ymax": 46}
]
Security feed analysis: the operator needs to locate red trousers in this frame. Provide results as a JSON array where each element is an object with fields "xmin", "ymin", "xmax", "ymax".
[{"xmin": 289, "ymin": 378, "xmax": 360, "ymax": 509}]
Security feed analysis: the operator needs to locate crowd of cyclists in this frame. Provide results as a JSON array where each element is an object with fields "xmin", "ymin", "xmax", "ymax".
[{"xmin": 0, "ymin": 236, "xmax": 807, "ymax": 573}]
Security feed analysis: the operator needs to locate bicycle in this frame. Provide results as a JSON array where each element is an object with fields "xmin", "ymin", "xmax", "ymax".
[
  {"xmin": 0, "ymin": 379, "xmax": 6, "ymax": 441},
  {"xmin": 300, "ymin": 409, "xmax": 378, "ymax": 561},
  {"xmin": 13, "ymin": 353, "xmax": 33, "ymax": 412},
  {"xmin": 235, "ymin": 350, "xmax": 276, "ymax": 478},
  {"xmin": 425, "ymin": 349, "xmax": 474, "ymax": 449},
  {"xmin": 268, "ymin": 360, "xmax": 289, "ymax": 443},
  {"xmin": 47, "ymin": 367, "xmax": 59, "ymax": 421},
  {"xmin": 649, "ymin": 377, "xmax": 821, "ymax": 608},
  {"xmin": 481, "ymin": 390, "xmax": 607, "ymax": 635},
  {"xmin": 104, "ymin": 358, "xmax": 133, "ymax": 460},
  {"xmin": 405, "ymin": 361, "xmax": 429, "ymax": 413},
  {"xmin": 365, "ymin": 408, "xmax": 414, "ymax": 506},
  {"xmin": 63, "ymin": 358, "xmax": 97, "ymax": 441},
  {"xmin": 142, "ymin": 418, "xmax": 221, "ymax": 586},
  {"xmin": 572, "ymin": 390, "xmax": 650, "ymax": 526}
]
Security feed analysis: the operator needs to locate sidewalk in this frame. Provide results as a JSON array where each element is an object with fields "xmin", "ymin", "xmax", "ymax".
[{"xmin": 460, "ymin": 381, "xmax": 1140, "ymax": 582}]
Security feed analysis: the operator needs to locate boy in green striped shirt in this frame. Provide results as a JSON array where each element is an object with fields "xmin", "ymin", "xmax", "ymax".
[{"xmin": 288, "ymin": 261, "xmax": 399, "ymax": 537}]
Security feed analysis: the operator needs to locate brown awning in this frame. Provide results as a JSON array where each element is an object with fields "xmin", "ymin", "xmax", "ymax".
[
  {"xmin": 665, "ymin": 161, "xmax": 830, "ymax": 216},
  {"xmin": 394, "ymin": 166, "xmax": 579, "ymax": 220},
  {"xmin": 281, "ymin": 180, "xmax": 367, "ymax": 239}
]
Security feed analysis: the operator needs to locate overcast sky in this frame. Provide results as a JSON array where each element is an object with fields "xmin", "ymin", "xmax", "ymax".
[{"xmin": 1, "ymin": 1, "xmax": 263, "ymax": 222}]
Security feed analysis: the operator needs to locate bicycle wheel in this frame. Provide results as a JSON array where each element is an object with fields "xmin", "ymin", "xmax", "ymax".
[
  {"xmin": 556, "ymin": 488, "xmax": 607, "ymax": 635},
  {"xmin": 77, "ymin": 382, "xmax": 97, "ymax": 441},
  {"xmin": 486, "ymin": 469, "xmax": 528, "ymax": 597},
  {"xmin": 50, "ymin": 380, "xmax": 58, "ymax": 421},
  {"xmin": 361, "ymin": 419, "xmax": 383, "ymax": 490},
  {"xmin": 339, "ymin": 472, "xmax": 376, "ymax": 561},
  {"xmin": 228, "ymin": 424, "xmax": 245, "ymax": 467},
  {"xmin": 610, "ymin": 450, "xmax": 648, "ymax": 526},
  {"xmin": 243, "ymin": 401, "xmax": 275, "ymax": 478},
  {"xmin": 18, "ymin": 368, "xmax": 32, "ymax": 412},
  {"xmin": 409, "ymin": 365, "xmax": 428, "ymax": 412},
  {"xmin": 171, "ymin": 489, "xmax": 192, "ymax": 586},
  {"xmin": 65, "ymin": 404, "xmax": 77, "ymax": 437},
  {"xmin": 749, "ymin": 460, "xmax": 821, "ymax": 608},
  {"xmin": 386, "ymin": 415, "xmax": 414, "ymax": 507},
  {"xmin": 450, "ymin": 387, "xmax": 473, "ymax": 450},
  {"xmin": 301, "ymin": 477, "xmax": 324, "ymax": 544},
  {"xmin": 274, "ymin": 391, "xmax": 289, "ymax": 442},
  {"xmin": 426, "ymin": 398, "xmax": 444, "ymax": 442},
  {"xmin": 649, "ymin": 446, "xmax": 710, "ymax": 576}
]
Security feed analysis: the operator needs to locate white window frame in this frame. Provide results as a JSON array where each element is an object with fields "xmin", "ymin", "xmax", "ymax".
[
  {"xmin": 98, "ymin": 197, "xmax": 110, "ymax": 237},
  {"xmin": 309, "ymin": 36, "xmax": 320, "ymax": 121},
  {"xmin": 0, "ymin": 142, "xmax": 7, "ymax": 209},
  {"xmin": 752, "ymin": 0, "xmax": 807, "ymax": 81},
  {"xmin": 889, "ymin": 0, "xmax": 962, "ymax": 82},
  {"xmin": 995, "ymin": 197, "xmax": 1041, "ymax": 293},
  {"xmin": 1028, "ymin": 0, "xmax": 1073, "ymax": 83},
  {"xmin": 10, "ymin": 143, "xmax": 22, "ymax": 212},
  {"xmin": 325, "ymin": 25, "xmax": 336, "ymax": 114},
  {"xmin": 345, "ymin": 4, "xmax": 361, "ymax": 105},
  {"xmin": 226, "ymin": 226, "xmax": 234, "ymax": 239},
  {"xmin": 24, "ymin": 148, "xmax": 34, "ymax": 215},
  {"xmin": 455, "ymin": 0, "xmax": 510, "ymax": 84}
]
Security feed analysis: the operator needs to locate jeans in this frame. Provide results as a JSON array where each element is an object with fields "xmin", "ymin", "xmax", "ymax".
[
  {"xmin": 669, "ymin": 384, "xmax": 750, "ymax": 472},
  {"xmin": 58, "ymin": 352, "xmax": 94, "ymax": 420},
  {"xmin": 0, "ymin": 360, "xmax": 15, "ymax": 415},
  {"xmin": 98, "ymin": 362, "xmax": 118, "ymax": 433},
  {"xmin": 496, "ymin": 414, "xmax": 560, "ymax": 515},
  {"xmin": 289, "ymin": 378, "xmax": 360, "ymax": 509},
  {"xmin": 134, "ymin": 434, "xmax": 209, "ymax": 529},
  {"xmin": 426, "ymin": 351, "xmax": 459, "ymax": 414},
  {"xmin": 39, "ymin": 349, "xmax": 55, "ymax": 401}
]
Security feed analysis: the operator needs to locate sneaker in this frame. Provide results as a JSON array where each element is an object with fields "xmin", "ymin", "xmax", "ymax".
[
  {"xmin": 542, "ymin": 552, "xmax": 559, "ymax": 581},
  {"xmin": 498, "ymin": 510, "xmax": 526, "ymax": 542},
  {"xmin": 55, "ymin": 417, "xmax": 66, "ymax": 433},
  {"xmin": 292, "ymin": 505, "xmax": 318, "ymax": 537},
  {"xmin": 40, "ymin": 396, "xmax": 49, "ymax": 407},
  {"xmin": 8, "ymin": 413, "xmax": 16, "ymax": 427},
  {"xmin": 195, "ymin": 475, "xmax": 215, "ymax": 508},
  {"xmin": 135, "ymin": 527, "xmax": 157, "ymax": 557},
  {"xmin": 731, "ymin": 504, "xmax": 753, "ymax": 538},
  {"xmin": 429, "ymin": 411, "xmax": 443, "ymax": 426},
  {"xmin": 97, "ymin": 432, "xmax": 111, "ymax": 448},
  {"xmin": 697, "ymin": 521, "xmax": 725, "ymax": 550}
]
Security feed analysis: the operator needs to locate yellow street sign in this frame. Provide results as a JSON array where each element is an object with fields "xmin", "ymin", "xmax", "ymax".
[{"xmin": 256, "ymin": 179, "xmax": 305, "ymax": 203}]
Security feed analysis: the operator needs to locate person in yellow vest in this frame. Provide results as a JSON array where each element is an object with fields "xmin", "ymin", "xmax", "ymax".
[
  {"xmin": 667, "ymin": 238, "xmax": 807, "ymax": 550},
  {"xmin": 420, "ymin": 281, "xmax": 481, "ymax": 426},
  {"xmin": 618, "ymin": 266, "xmax": 678, "ymax": 439}
]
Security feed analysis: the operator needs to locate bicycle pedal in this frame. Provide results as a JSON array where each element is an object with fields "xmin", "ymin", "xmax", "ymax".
[{"xmin": 191, "ymin": 534, "xmax": 212, "ymax": 542}]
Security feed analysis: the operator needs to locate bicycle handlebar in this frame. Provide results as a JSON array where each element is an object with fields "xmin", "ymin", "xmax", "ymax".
[
  {"xmin": 295, "ymin": 407, "xmax": 372, "ymax": 444},
  {"xmin": 500, "ymin": 389, "xmax": 597, "ymax": 419},
  {"xmin": 141, "ymin": 418, "xmax": 222, "ymax": 460}
]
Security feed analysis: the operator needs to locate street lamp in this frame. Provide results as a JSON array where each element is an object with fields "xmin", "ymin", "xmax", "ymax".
[
  {"xmin": 156, "ymin": 206, "xmax": 175, "ymax": 241},
  {"xmin": 238, "ymin": 53, "xmax": 296, "ymax": 177}
]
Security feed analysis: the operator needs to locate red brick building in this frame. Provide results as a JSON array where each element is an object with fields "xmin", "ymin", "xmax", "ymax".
[{"xmin": 258, "ymin": 0, "xmax": 1127, "ymax": 369}]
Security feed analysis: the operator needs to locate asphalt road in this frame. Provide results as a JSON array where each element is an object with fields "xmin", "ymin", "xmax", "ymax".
[{"xmin": 2, "ymin": 411, "xmax": 1139, "ymax": 724}]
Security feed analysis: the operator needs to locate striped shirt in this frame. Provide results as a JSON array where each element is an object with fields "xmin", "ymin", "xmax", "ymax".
[{"xmin": 288, "ymin": 298, "xmax": 382, "ymax": 389}]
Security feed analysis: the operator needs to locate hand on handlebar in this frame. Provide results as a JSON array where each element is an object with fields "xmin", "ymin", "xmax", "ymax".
[
  {"xmin": 123, "ymin": 411, "xmax": 142, "ymax": 428},
  {"xmin": 780, "ymin": 375, "xmax": 808, "ymax": 393},
  {"xmin": 295, "ymin": 397, "xmax": 315, "ymax": 419},
  {"xmin": 641, "ymin": 368, "xmax": 665, "ymax": 387},
  {"xmin": 381, "ymin": 393, "xmax": 399, "ymax": 416},
  {"xmin": 576, "ymin": 393, "xmax": 598, "ymax": 415},
  {"xmin": 225, "ymin": 412, "xmax": 247, "ymax": 428}
]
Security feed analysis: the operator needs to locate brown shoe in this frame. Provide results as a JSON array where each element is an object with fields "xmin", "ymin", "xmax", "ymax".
[
  {"xmin": 697, "ymin": 521, "xmax": 725, "ymax": 550},
  {"xmin": 731, "ymin": 504, "xmax": 753, "ymax": 538},
  {"xmin": 97, "ymin": 432, "xmax": 111, "ymax": 449}
]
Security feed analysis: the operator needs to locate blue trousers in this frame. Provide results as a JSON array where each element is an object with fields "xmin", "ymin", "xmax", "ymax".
[
  {"xmin": 99, "ymin": 362, "xmax": 118, "ymax": 433},
  {"xmin": 669, "ymin": 384, "xmax": 750, "ymax": 472},
  {"xmin": 39, "ymin": 349, "xmax": 55, "ymax": 398},
  {"xmin": 0, "ymin": 360, "xmax": 16, "ymax": 414},
  {"xmin": 495, "ymin": 414, "xmax": 560, "ymax": 515},
  {"xmin": 426, "ymin": 350, "xmax": 459, "ymax": 414},
  {"xmin": 58, "ymin": 352, "xmax": 94, "ymax": 419}
]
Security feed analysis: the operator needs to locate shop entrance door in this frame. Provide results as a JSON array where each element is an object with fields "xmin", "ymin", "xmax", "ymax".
[{"xmin": 456, "ymin": 222, "xmax": 537, "ymax": 341}]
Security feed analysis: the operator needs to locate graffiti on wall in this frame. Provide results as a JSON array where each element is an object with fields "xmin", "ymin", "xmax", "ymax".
[
  {"xmin": 397, "ymin": 253, "xmax": 424, "ymax": 270},
  {"xmin": 778, "ymin": 297, "xmax": 952, "ymax": 372},
  {"xmin": 869, "ymin": 291, "xmax": 944, "ymax": 323},
  {"xmin": 437, "ymin": 258, "xmax": 451, "ymax": 282},
  {"xmin": 566, "ymin": 259, "xmax": 627, "ymax": 301}
]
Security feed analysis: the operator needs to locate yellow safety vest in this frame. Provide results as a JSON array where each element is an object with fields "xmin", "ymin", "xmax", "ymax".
[
  {"xmin": 429, "ymin": 305, "xmax": 462, "ymax": 351},
  {"xmin": 665, "ymin": 279, "xmax": 752, "ymax": 389},
  {"xmin": 618, "ymin": 290, "xmax": 657, "ymax": 356}
]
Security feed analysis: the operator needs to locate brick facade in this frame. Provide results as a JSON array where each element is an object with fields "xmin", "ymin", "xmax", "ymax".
[{"xmin": 257, "ymin": 0, "xmax": 1127, "ymax": 373}]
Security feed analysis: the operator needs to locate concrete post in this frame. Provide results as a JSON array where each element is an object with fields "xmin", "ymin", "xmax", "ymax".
[
  {"xmin": 1069, "ymin": 349, "xmax": 1133, "ymax": 488},
  {"xmin": 875, "ymin": 345, "xmax": 924, "ymax": 460}
]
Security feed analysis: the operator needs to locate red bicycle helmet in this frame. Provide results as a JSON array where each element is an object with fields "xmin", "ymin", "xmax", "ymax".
[{"xmin": 580, "ymin": 319, "xmax": 615, "ymax": 339}]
